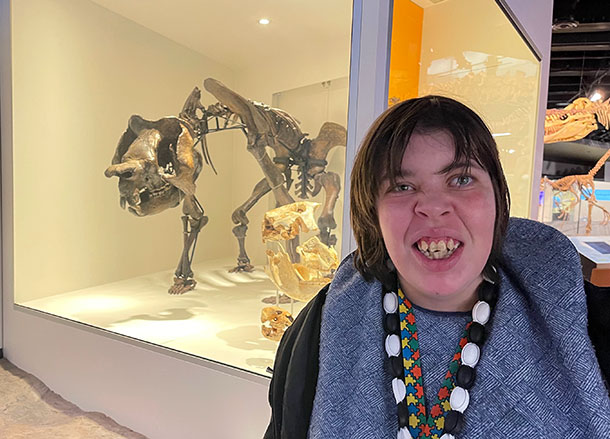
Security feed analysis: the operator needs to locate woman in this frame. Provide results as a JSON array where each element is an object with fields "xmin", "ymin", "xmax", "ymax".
[{"xmin": 264, "ymin": 96, "xmax": 610, "ymax": 439}]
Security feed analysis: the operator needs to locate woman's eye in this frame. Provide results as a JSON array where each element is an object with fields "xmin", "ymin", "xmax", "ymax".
[
  {"xmin": 393, "ymin": 183, "xmax": 413, "ymax": 192},
  {"xmin": 452, "ymin": 175, "xmax": 473, "ymax": 187}
]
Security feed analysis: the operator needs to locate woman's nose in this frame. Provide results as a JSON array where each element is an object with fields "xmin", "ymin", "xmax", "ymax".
[{"xmin": 413, "ymin": 194, "xmax": 453, "ymax": 218}]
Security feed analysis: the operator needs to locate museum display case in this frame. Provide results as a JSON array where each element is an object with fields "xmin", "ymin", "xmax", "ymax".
[
  {"xmin": 389, "ymin": 0, "xmax": 541, "ymax": 218},
  {"xmin": 9, "ymin": 0, "xmax": 352, "ymax": 376}
]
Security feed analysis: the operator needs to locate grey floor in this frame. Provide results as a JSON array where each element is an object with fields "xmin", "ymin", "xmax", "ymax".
[{"xmin": 0, "ymin": 358, "xmax": 147, "ymax": 438}]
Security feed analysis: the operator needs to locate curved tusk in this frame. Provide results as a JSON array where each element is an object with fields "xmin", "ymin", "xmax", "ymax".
[{"xmin": 104, "ymin": 162, "xmax": 136, "ymax": 178}]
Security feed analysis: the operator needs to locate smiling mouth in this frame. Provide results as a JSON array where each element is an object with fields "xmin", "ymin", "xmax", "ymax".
[{"xmin": 415, "ymin": 238, "xmax": 462, "ymax": 260}]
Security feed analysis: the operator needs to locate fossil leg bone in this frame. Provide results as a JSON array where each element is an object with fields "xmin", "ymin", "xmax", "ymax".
[
  {"xmin": 170, "ymin": 194, "xmax": 208, "ymax": 295},
  {"xmin": 229, "ymin": 178, "xmax": 273, "ymax": 273},
  {"xmin": 203, "ymin": 78, "xmax": 297, "ymax": 271},
  {"xmin": 313, "ymin": 171, "xmax": 341, "ymax": 246}
]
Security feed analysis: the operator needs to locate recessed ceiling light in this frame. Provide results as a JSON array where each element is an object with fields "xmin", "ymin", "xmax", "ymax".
[
  {"xmin": 259, "ymin": 18, "xmax": 270, "ymax": 25},
  {"xmin": 591, "ymin": 91, "xmax": 603, "ymax": 102}
]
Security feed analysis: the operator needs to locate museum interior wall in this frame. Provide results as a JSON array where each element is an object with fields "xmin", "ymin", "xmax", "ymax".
[
  {"xmin": 12, "ymin": 0, "xmax": 237, "ymax": 302},
  {"xmin": 390, "ymin": 0, "xmax": 541, "ymax": 218},
  {"xmin": 10, "ymin": 0, "xmax": 352, "ymax": 376}
]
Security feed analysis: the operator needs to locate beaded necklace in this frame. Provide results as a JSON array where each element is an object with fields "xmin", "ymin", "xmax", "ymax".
[{"xmin": 383, "ymin": 272, "xmax": 499, "ymax": 439}]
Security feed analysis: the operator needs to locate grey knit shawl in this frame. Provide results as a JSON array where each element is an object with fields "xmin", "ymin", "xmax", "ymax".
[{"xmin": 308, "ymin": 218, "xmax": 610, "ymax": 438}]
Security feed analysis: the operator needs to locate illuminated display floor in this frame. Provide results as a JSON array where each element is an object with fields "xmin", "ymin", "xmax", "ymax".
[{"xmin": 20, "ymin": 259, "xmax": 307, "ymax": 377}]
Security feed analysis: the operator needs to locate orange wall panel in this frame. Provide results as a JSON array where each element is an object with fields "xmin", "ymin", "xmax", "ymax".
[{"xmin": 388, "ymin": 0, "xmax": 423, "ymax": 105}]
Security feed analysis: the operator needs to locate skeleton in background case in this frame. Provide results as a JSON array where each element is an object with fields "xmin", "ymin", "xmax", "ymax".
[
  {"xmin": 544, "ymin": 97, "xmax": 610, "ymax": 143},
  {"xmin": 202, "ymin": 79, "xmax": 346, "ymax": 272},
  {"xmin": 105, "ymin": 116, "xmax": 207, "ymax": 295},
  {"xmin": 105, "ymin": 78, "xmax": 346, "ymax": 294},
  {"xmin": 541, "ymin": 148, "xmax": 610, "ymax": 234}
]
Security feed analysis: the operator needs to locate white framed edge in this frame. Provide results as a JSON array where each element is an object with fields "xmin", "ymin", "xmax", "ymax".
[
  {"xmin": 496, "ymin": 0, "xmax": 553, "ymax": 220},
  {"xmin": 0, "ymin": 0, "xmax": 390, "ymax": 438},
  {"xmin": 341, "ymin": 0, "xmax": 393, "ymax": 258}
]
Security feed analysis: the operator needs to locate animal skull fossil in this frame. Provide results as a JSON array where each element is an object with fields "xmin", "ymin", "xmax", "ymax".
[
  {"xmin": 296, "ymin": 236, "xmax": 339, "ymax": 272},
  {"xmin": 261, "ymin": 306, "xmax": 294, "ymax": 341},
  {"xmin": 104, "ymin": 115, "xmax": 202, "ymax": 216},
  {"xmin": 264, "ymin": 241, "xmax": 334, "ymax": 302},
  {"xmin": 261, "ymin": 201, "xmax": 320, "ymax": 242}
]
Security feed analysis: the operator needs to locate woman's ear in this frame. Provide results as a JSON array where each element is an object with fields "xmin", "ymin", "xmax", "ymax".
[{"xmin": 386, "ymin": 257, "xmax": 395, "ymax": 272}]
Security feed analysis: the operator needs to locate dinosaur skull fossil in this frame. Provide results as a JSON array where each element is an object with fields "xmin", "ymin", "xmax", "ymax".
[{"xmin": 105, "ymin": 115, "xmax": 202, "ymax": 216}]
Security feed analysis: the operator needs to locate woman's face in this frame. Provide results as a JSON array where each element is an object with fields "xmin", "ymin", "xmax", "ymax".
[{"xmin": 376, "ymin": 130, "xmax": 496, "ymax": 311}]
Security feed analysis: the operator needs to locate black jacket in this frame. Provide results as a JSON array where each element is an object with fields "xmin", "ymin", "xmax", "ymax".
[{"xmin": 263, "ymin": 281, "xmax": 609, "ymax": 439}]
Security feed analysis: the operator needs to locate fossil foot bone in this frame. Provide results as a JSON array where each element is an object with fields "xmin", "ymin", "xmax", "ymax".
[
  {"xmin": 229, "ymin": 261, "xmax": 255, "ymax": 273},
  {"xmin": 169, "ymin": 277, "xmax": 196, "ymax": 295}
]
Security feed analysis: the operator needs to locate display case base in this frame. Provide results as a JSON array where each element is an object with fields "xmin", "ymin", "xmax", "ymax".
[{"xmin": 19, "ymin": 258, "xmax": 306, "ymax": 376}]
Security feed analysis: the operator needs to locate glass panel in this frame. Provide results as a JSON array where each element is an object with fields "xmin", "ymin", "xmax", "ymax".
[
  {"xmin": 389, "ymin": 0, "xmax": 541, "ymax": 218},
  {"xmin": 11, "ymin": 0, "xmax": 352, "ymax": 376}
]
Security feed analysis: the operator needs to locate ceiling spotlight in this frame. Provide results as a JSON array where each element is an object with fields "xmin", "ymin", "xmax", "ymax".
[
  {"xmin": 259, "ymin": 18, "xmax": 270, "ymax": 25},
  {"xmin": 552, "ymin": 20, "xmax": 579, "ymax": 31},
  {"xmin": 591, "ymin": 91, "xmax": 603, "ymax": 102}
]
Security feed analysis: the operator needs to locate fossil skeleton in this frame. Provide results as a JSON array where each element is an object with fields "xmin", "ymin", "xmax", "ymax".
[
  {"xmin": 544, "ymin": 98, "xmax": 610, "ymax": 144},
  {"xmin": 541, "ymin": 148, "xmax": 610, "ymax": 234},
  {"xmin": 202, "ymin": 79, "xmax": 346, "ymax": 272},
  {"xmin": 105, "ymin": 79, "xmax": 346, "ymax": 294}
]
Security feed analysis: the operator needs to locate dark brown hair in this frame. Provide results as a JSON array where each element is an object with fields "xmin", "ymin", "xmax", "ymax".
[{"xmin": 350, "ymin": 95, "xmax": 510, "ymax": 285}]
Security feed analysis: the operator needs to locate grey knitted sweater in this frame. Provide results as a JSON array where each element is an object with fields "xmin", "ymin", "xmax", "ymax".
[{"xmin": 308, "ymin": 218, "xmax": 610, "ymax": 438}]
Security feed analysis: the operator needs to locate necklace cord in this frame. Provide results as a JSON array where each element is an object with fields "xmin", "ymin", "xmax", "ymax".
[{"xmin": 383, "ymin": 270, "xmax": 500, "ymax": 439}]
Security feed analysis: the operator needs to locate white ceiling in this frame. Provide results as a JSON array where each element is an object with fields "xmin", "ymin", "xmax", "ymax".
[{"xmin": 90, "ymin": 0, "xmax": 353, "ymax": 71}]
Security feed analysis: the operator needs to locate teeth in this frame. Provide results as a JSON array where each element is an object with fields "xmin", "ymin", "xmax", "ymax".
[
  {"xmin": 150, "ymin": 183, "xmax": 170, "ymax": 198},
  {"xmin": 416, "ymin": 238, "xmax": 460, "ymax": 260},
  {"xmin": 132, "ymin": 189, "xmax": 141, "ymax": 206}
]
